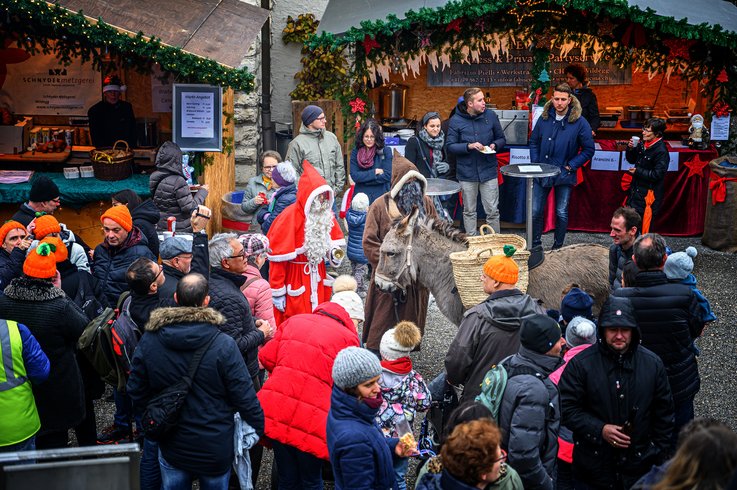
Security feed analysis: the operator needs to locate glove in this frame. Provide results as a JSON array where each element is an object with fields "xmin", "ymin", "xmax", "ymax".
[
  {"xmin": 435, "ymin": 161, "xmax": 450, "ymax": 174},
  {"xmin": 273, "ymin": 294, "xmax": 286, "ymax": 312}
]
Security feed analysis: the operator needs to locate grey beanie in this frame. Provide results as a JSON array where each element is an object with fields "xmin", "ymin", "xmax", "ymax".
[
  {"xmin": 332, "ymin": 347, "xmax": 382, "ymax": 390},
  {"xmin": 664, "ymin": 246, "xmax": 697, "ymax": 280},
  {"xmin": 565, "ymin": 317, "xmax": 597, "ymax": 347}
]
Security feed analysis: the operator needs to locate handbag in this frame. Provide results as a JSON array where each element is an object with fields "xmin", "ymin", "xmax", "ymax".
[{"xmin": 141, "ymin": 333, "xmax": 218, "ymax": 441}]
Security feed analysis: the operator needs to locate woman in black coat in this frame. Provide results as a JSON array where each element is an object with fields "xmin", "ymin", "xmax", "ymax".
[
  {"xmin": 0, "ymin": 245, "xmax": 89, "ymax": 449},
  {"xmin": 625, "ymin": 118, "xmax": 670, "ymax": 218}
]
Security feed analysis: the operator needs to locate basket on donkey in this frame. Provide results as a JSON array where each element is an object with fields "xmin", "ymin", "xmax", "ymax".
[
  {"xmin": 449, "ymin": 225, "xmax": 530, "ymax": 308},
  {"xmin": 90, "ymin": 140, "xmax": 134, "ymax": 181}
]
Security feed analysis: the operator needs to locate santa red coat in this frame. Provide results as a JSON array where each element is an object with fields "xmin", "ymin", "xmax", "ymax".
[
  {"xmin": 266, "ymin": 161, "xmax": 345, "ymax": 324},
  {"xmin": 257, "ymin": 301, "xmax": 360, "ymax": 459}
]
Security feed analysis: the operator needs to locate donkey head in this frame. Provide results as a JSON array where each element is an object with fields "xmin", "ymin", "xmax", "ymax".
[{"xmin": 375, "ymin": 207, "xmax": 420, "ymax": 292}]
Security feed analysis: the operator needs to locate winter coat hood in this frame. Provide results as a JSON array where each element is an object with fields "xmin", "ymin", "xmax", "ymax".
[
  {"xmin": 296, "ymin": 160, "xmax": 334, "ymax": 216},
  {"xmin": 390, "ymin": 150, "xmax": 428, "ymax": 198},
  {"xmin": 477, "ymin": 289, "xmax": 542, "ymax": 331},
  {"xmin": 154, "ymin": 141, "xmax": 185, "ymax": 176},
  {"xmin": 146, "ymin": 306, "xmax": 226, "ymax": 333},
  {"xmin": 345, "ymin": 208, "xmax": 366, "ymax": 227},
  {"xmin": 132, "ymin": 199, "xmax": 160, "ymax": 225},
  {"xmin": 298, "ymin": 124, "xmax": 324, "ymax": 138},
  {"xmin": 540, "ymin": 94, "xmax": 583, "ymax": 123}
]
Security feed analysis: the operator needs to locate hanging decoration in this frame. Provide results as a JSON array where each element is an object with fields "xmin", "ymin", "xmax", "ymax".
[
  {"xmin": 509, "ymin": 0, "xmax": 567, "ymax": 24},
  {"xmin": 713, "ymin": 101, "xmax": 731, "ymax": 117},
  {"xmin": 537, "ymin": 68, "xmax": 550, "ymax": 83},
  {"xmin": 663, "ymin": 39, "xmax": 695, "ymax": 61},
  {"xmin": 2, "ymin": 0, "xmax": 254, "ymax": 91},
  {"xmin": 445, "ymin": 19, "xmax": 463, "ymax": 33},
  {"xmin": 619, "ymin": 22, "xmax": 648, "ymax": 48},
  {"xmin": 684, "ymin": 155, "xmax": 711, "ymax": 179},
  {"xmin": 362, "ymin": 35, "xmax": 381, "ymax": 55},
  {"xmin": 597, "ymin": 17, "xmax": 616, "ymax": 38},
  {"xmin": 717, "ymin": 69, "xmax": 729, "ymax": 83}
]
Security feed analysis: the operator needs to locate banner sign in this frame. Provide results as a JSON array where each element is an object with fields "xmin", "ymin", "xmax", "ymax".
[
  {"xmin": 3, "ymin": 50, "xmax": 100, "ymax": 116},
  {"xmin": 428, "ymin": 47, "xmax": 631, "ymax": 87}
]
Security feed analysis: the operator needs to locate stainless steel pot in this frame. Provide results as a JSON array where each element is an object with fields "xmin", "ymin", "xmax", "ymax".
[
  {"xmin": 378, "ymin": 84, "xmax": 408, "ymax": 121},
  {"xmin": 627, "ymin": 106, "xmax": 642, "ymax": 123},
  {"xmin": 641, "ymin": 106, "xmax": 654, "ymax": 120}
]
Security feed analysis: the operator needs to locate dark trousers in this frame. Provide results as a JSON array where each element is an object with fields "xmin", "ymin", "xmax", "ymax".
[
  {"xmin": 74, "ymin": 395, "xmax": 97, "ymax": 446},
  {"xmin": 271, "ymin": 440, "xmax": 323, "ymax": 490},
  {"xmin": 673, "ymin": 397, "xmax": 695, "ymax": 444},
  {"xmin": 558, "ymin": 460, "xmax": 574, "ymax": 490},
  {"xmin": 35, "ymin": 429, "xmax": 68, "ymax": 449}
]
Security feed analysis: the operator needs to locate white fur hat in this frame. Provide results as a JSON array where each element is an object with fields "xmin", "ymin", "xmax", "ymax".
[
  {"xmin": 380, "ymin": 321, "xmax": 421, "ymax": 360},
  {"xmin": 332, "ymin": 291, "xmax": 364, "ymax": 321},
  {"xmin": 351, "ymin": 192, "xmax": 370, "ymax": 212},
  {"xmin": 332, "ymin": 275, "xmax": 358, "ymax": 294}
]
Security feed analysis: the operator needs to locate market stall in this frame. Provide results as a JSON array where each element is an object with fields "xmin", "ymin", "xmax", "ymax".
[
  {"xmin": 0, "ymin": 0, "xmax": 269, "ymax": 242},
  {"xmin": 308, "ymin": 0, "xmax": 737, "ymax": 236}
]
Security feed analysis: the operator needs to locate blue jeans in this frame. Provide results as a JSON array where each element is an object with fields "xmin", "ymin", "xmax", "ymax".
[
  {"xmin": 114, "ymin": 387, "xmax": 141, "ymax": 430},
  {"xmin": 140, "ymin": 438, "xmax": 161, "ymax": 490},
  {"xmin": 394, "ymin": 456, "xmax": 409, "ymax": 490},
  {"xmin": 271, "ymin": 440, "xmax": 323, "ymax": 490},
  {"xmin": 0, "ymin": 436, "xmax": 36, "ymax": 464},
  {"xmin": 532, "ymin": 184, "xmax": 573, "ymax": 249},
  {"xmin": 159, "ymin": 452, "xmax": 230, "ymax": 490}
]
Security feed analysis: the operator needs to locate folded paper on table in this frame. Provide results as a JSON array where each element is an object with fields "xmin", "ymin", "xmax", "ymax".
[{"xmin": 519, "ymin": 165, "xmax": 543, "ymax": 173}]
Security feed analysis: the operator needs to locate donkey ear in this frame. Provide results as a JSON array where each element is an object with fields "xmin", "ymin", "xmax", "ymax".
[{"xmin": 405, "ymin": 206, "xmax": 420, "ymax": 232}]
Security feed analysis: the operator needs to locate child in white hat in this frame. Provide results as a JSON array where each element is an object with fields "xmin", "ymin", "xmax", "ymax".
[{"xmin": 376, "ymin": 321, "xmax": 431, "ymax": 490}]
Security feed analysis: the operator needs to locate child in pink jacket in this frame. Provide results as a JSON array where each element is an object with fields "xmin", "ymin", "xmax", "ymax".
[{"xmin": 239, "ymin": 233, "xmax": 276, "ymax": 330}]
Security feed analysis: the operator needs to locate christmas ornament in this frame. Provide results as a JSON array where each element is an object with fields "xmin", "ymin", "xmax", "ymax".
[
  {"xmin": 663, "ymin": 39, "xmax": 695, "ymax": 61},
  {"xmin": 362, "ymin": 35, "xmax": 381, "ymax": 55},
  {"xmin": 349, "ymin": 97, "xmax": 366, "ymax": 113},
  {"xmin": 537, "ymin": 68, "xmax": 550, "ymax": 82},
  {"xmin": 446, "ymin": 19, "xmax": 463, "ymax": 33},
  {"xmin": 684, "ymin": 155, "xmax": 710, "ymax": 178},
  {"xmin": 717, "ymin": 68, "xmax": 729, "ymax": 83},
  {"xmin": 712, "ymin": 101, "xmax": 731, "ymax": 117},
  {"xmin": 509, "ymin": 0, "xmax": 566, "ymax": 24}
]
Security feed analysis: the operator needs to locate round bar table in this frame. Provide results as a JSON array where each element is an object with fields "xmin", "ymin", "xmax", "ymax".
[
  {"xmin": 499, "ymin": 163, "xmax": 560, "ymax": 250},
  {"xmin": 425, "ymin": 178, "xmax": 462, "ymax": 197}
]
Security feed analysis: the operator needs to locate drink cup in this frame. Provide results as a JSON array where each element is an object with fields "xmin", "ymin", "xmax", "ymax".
[{"xmin": 631, "ymin": 136, "xmax": 640, "ymax": 146}]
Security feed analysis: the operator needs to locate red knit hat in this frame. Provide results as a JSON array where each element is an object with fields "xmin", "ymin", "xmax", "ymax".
[
  {"xmin": 0, "ymin": 220, "xmax": 26, "ymax": 245},
  {"xmin": 23, "ymin": 241, "xmax": 57, "ymax": 279},
  {"xmin": 482, "ymin": 245, "xmax": 519, "ymax": 284},
  {"xmin": 34, "ymin": 215, "xmax": 61, "ymax": 239},
  {"xmin": 100, "ymin": 205, "xmax": 133, "ymax": 232},
  {"xmin": 40, "ymin": 236, "xmax": 68, "ymax": 262}
]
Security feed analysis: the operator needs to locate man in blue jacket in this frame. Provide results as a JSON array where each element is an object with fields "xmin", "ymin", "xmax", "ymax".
[
  {"xmin": 529, "ymin": 83, "xmax": 595, "ymax": 250},
  {"xmin": 446, "ymin": 87, "xmax": 506, "ymax": 234}
]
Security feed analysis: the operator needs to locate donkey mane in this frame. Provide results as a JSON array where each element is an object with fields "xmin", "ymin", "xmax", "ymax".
[{"xmin": 416, "ymin": 215, "xmax": 468, "ymax": 244}]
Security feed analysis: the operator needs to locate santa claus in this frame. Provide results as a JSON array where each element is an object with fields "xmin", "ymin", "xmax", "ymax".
[{"xmin": 267, "ymin": 161, "xmax": 346, "ymax": 324}]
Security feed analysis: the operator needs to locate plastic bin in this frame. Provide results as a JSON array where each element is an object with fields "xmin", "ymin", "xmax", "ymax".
[
  {"xmin": 63, "ymin": 167, "xmax": 80, "ymax": 179},
  {"xmin": 221, "ymin": 191, "xmax": 251, "ymax": 233}
]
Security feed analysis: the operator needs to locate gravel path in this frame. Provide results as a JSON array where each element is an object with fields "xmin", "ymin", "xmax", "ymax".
[{"xmin": 91, "ymin": 231, "xmax": 736, "ymax": 489}]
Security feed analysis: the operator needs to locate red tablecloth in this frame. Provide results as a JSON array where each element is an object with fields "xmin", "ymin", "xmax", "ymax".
[{"xmin": 496, "ymin": 143, "xmax": 716, "ymax": 236}]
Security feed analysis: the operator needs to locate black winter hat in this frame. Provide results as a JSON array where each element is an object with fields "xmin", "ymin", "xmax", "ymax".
[
  {"xmin": 599, "ymin": 296, "xmax": 638, "ymax": 329},
  {"xmin": 29, "ymin": 176, "xmax": 60, "ymax": 203},
  {"xmin": 560, "ymin": 287, "xmax": 594, "ymax": 323},
  {"xmin": 520, "ymin": 314, "xmax": 562, "ymax": 354}
]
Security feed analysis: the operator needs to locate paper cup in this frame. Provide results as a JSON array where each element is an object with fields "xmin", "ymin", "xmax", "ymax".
[{"xmin": 631, "ymin": 136, "xmax": 641, "ymax": 145}]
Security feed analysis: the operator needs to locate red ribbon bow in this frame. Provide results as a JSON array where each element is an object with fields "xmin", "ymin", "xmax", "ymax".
[{"xmin": 709, "ymin": 176, "xmax": 737, "ymax": 205}]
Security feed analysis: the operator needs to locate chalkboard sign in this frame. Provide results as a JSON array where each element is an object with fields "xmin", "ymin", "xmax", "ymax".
[{"xmin": 427, "ymin": 48, "xmax": 631, "ymax": 87}]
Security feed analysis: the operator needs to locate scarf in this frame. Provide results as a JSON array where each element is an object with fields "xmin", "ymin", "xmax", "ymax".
[
  {"xmin": 644, "ymin": 137, "xmax": 662, "ymax": 150},
  {"xmin": 357, "ymin": 145, "xmax": 377, "ymax": 169},
  {"xmin": 418, "ymin": 128, "xmax": 446, "ymax": 175},
  {"xmin": 396, "ymin": 180, "xmax": 426, "ymax": 217},
  {"xmin": 262, "ymin": 175, "xmax": 273, "ymax": 191},
  {"xmin": 362, "ymin": 393, "xmax": 384, "ymax": 409},
  {"xmin": 380, "ymin": 357, "xmax": 413, "ymax": 374}
]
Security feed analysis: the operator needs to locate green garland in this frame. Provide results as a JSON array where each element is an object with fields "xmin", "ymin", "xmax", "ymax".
[{"xmin": 2, "ymin": 0, "xmax": 254, "ymax": 91}]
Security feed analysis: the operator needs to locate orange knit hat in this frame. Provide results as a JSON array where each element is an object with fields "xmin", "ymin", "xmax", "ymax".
[
  {"xmin": 483, "ymin": 245, "xmax": 519, "ymax": 284},
  {"xmin": 34, "ymin": 215, "xmax": 61, "ymax": 239},
  {"xmin": 0, "ymin": 220, "xmax": 26, "ymax": 245},
  {"xmin": 40, "ymin": 236, "xmax": 68, "ymax": 262},
  {"xmin": 23, "ymin": 241, "xmax": 57, "ymax": 279},
  {"xmin": 100, "ymin": 205, "xmax": 133, "ymax": 232}
]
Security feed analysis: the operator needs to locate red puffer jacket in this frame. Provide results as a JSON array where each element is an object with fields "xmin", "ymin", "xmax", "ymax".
[{"xmin": 258, "ymin": 301, "xmax": 360, "ymax": 459}]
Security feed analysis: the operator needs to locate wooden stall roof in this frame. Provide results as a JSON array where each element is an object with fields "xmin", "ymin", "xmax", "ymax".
[
  {"xmin": 55, "ymin": 0, "xmax": 270, "ymax": 68},
  {"xmin": 317, "ymin": 0, "xmax": 737, "ymax": 37}
]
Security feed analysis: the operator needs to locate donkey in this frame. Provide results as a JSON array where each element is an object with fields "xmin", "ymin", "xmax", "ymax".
[{"xmin": 376, "ymin": 209, "xmax": 610, "ymax": 326}]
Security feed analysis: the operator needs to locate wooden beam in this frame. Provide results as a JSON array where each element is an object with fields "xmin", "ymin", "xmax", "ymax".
[{"xmin": 203, "ymin": 87, "xmax": 235, "ymax": 235}]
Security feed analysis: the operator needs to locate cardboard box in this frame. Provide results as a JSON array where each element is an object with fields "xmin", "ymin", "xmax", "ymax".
[{"xmin": 0, "ymin": 117, "xmax": 33, "ymax": 154}]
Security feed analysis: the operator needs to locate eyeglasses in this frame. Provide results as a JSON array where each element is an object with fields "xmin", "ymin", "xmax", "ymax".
[
  {"xmin": 642, "ymin": 128, "xmax": 653, "ymax": 133},
  {"xmin": 316, "ymin": 115, "xmax": 327, "ymax": 121},
  {"xmin": 50, "ymin": 198, "xmax": 61, "ymax": 204},
  {"xmin": 228, "ymin": 248, "xmax": 246, "ymax": 259},
  {"xmin": 493, "ymin": 449, "xmax": 508, "ymax": 464},
  {"xmin": 154, "ymin": 267, "xmax": 163, "ymax": 280}
]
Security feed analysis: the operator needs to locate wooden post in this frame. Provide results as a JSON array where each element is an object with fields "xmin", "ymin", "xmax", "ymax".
[{"xmin": 203, "ymin": 88, "xmax": 235, "ymax": 235}]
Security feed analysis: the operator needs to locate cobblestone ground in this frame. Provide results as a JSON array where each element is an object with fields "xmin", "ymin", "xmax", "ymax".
[{"xmin": 90, "ymin": 231, "xmax": 736, "ymax": 489}]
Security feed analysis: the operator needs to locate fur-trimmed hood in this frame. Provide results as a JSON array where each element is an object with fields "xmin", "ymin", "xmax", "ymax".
[
  {"xmin": 390, "ymin": 149, "xmax": 428, "ymax": 198},
  {"xmin": 540, "ymin": 94, "xmax": 583, "ymax": 123},
  {"xmin": 146, "ymin": 306, "xmax": 226, "ymax": 332},
  {"xmin": 3, "ymin": 276, "xmax": 65, "ymax": 302}
]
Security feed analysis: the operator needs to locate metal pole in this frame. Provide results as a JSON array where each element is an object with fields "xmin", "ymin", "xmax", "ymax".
[{"xmin": 526, "ymin": 178, "xmax": 534, "ymax": 250}]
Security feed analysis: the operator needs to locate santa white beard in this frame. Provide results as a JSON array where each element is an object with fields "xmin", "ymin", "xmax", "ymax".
[{"xmin": 304, "ymin": 199, "xmax": 333, "ymax": 265}]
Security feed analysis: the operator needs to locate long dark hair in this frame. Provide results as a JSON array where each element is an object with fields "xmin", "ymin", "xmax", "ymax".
[
  {"xmin": 355, "ymin": 119, "xmax": 384, "ymax": 150},
  {"xmin": 112, "ymin": 189, "xmax": 142, "ymax": 210}
]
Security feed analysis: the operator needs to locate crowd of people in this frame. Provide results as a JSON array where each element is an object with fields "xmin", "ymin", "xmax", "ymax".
[{"xmin": 0, "ymin": 96, "xmax": 735, "ymax": 490}]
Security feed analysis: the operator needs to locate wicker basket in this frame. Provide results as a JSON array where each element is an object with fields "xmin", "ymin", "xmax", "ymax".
[
  {"xmin": 450, "ymin": 225, "xmax": 530, "ymax": 308},
  {"xmin": 90, "ymin": 140, "xmax": 134, "ymax": 181}
]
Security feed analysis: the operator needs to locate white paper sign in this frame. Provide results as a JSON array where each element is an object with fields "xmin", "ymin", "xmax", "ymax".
[
  {"xmin": 510, "ymin": 147, "xmax": 531, "ymax": 164},
  {"xmin": 519, "ymin": 165, "xmax": 543, "ymax": 173},
  {"xmin": 668, "ymin": 152, "xmax": 679, "ymax": 172},
  {"xmin": 181, "ymin": 92, "xmax": 214, "ymax": 138},
  {"xmin": 151, "ymin": 65, "xmax": 172, "ymax": 113},
  {"xmin": 591, "ymin": 151, "xmax": 621, "ymax": 171},
  {"xmin": 711, "ymin": 115, "xmax": 731, "ymax": 141}
]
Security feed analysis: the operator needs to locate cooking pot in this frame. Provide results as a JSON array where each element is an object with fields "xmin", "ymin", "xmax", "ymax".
[
  {"xmin": 627, "ymin": 106, "xmax": 642, "ymax": 123},
  {"xmin": 378, "ymin": 84, "xmax": 409, "ymax": 121},
  {"xmin": 641, "ymin": 106, "xmax": 654, "ymax": 120}
]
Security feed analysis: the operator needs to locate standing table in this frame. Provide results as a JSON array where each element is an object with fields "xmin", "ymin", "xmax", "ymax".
[{"xmin": 499, "ymin": 164, "xmax": 560, "ymax": 250}]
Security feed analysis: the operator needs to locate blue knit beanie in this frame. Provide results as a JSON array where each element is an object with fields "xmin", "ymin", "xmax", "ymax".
[
  {"xmin": 664, "ymin": 247, "xmax": 697, "ymax": 280},
  {"xmin": 301, "ymin": 105, "xmax": 324, "ymax": 127},
  {"xmin": 560, "ymin": 287, "xmax": 594, "ymax": 323}
]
